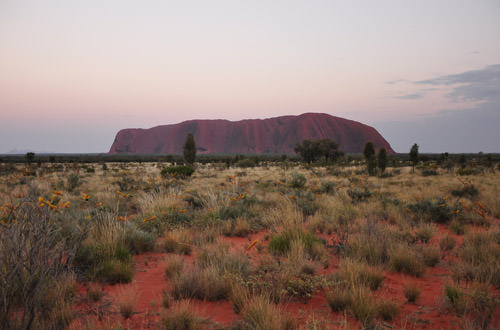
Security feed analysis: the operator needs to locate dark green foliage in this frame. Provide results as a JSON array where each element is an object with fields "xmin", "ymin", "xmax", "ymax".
[
  {"xmin": 124, "ymin": 228, "xmax": 156, "ymax": 254},
  {"xmin": 161, "ymin": 165, "xmax": 194, "ymax": 178},
  {"xmin": 183, "ymin": 133, "xmax": 196, "ymax": 165},
  {"xmin": 407, "ymin": 198, "xmax": 460, "ymax": 223},
  {"xmin": 235, "ymin": 158, "xmax": 256, "ymax": 168},
  {"xmin": 25, "ymin": 151, "xmax": 35, "ymax": 164},
  {"xmin": 363, "ymin": 142, "xmax": 377, "ymax": 175},
  {"xmin": 363, "ymin": 142, "xmax": 375, "ymax": 160},
  {"xmin": 73, "ymin": 243, "xmax": 134, "ymax": 283},
  {"xmin": 451, "ymin": 184, "xmax": 479, "ymax": 199},
  {"xmin": 421, "ymin": 169, "xmax": 438, "ymax": 176},
  {"xmin": 294, "ymin": 138, "xmax": 342, "ymax": 163},
  {"xmin": 410, "ymin": 143, "xmax": 419, "ymax": 171},
  {"xmin": 377, "ymin": 147, "xmax": 387, "ymax": 174},
  {"xmin": 347, "ymin": 187, "xmax": 372, "ymax": 202}
]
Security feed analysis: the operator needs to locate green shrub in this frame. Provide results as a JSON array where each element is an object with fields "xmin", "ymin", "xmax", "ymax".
[
  {"xmin": 289, "ymin": 171, "xmax": 307, "ymax": 188},
  {"xmin": 268, "ymin": 228, "xmax": 322, "ymax": 258},
  {"xmin": 236, "ymin": 158, "xmax": 256, "ymax": 168},
  {"xmin": 161, "ymin": 165, "xmax": 194, "ymax": 178},
  {"xmin": 347, "ymin": 188, "xmax": 372, "ymax": 202},
  {"xmin": 451, "ymin": 184, "xmax": 479, "ymax": 199},
  {"xmin": 95, "ymin": 259, "xmax": 134, "ymax": 284},
  {"xmin": 444, "ymin": 284, "xmax": 466, "ymax": 315},
  {"xmin": 125, "ymin": 228, "xmax": 156, "ymax": 254},
  {"xmin": 283, "ymin": 274, "xmax": 320, "ymax": 302},
  {"xmin": 407, "ymin": 198, "xmax": 459, "ymax": 223}
]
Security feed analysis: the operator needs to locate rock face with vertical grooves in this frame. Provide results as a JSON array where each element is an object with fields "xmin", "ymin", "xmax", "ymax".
[{"xmin": 109, "ymin": 113, "xmax": 394, "ymax": 154}]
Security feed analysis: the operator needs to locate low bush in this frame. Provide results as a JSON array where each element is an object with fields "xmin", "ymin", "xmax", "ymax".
[
  {"xmin": 422, "ymin": 246, "xmax": 441, "ymax": 267},
  {"xmin": 407, "ymin": 198, "xmax": 460, "ymax": 223},
  {"xmin": 161, "ymin": 165, "xmax": 194, "ymax": 178},
  {"xmin": 326, "ymin": 289, "xmax": 352, "ymax": 312},
  {"xmin": 415, "ymin": 223, "xmax": 436, "ymax": 243},
  {"xmin": 289, "ymin": 171, "xmax": 307, "ymax": 188},
  {"xmin": 404, "ymin": 283, "xmax": 421, "ymax": 303},
  {"xmin": 444, "ymin": 283, "xmax": 466, "ymax": 315},
  {"xmin": 377, "ymin": 299, "xmax": 400, "ymax": 321},
  {"xmin": 451, "ymin": 184, "xmax": 479, "ymax": 199},
  {"xmin": 124, "ymin": 227, "xmax": 156, "ymax": 254}
]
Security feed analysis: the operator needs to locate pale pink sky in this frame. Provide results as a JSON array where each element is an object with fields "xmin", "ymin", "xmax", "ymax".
[{"xmin": 1, "ymin": 1, "xmax": 499, "ymax": 153}]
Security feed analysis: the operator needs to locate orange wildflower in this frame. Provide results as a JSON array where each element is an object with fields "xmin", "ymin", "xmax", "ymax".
[
  {"xmin": 143, "ymin": 215, "xmax": 157, "ymax": 223},
  {"xmin": 247, "ymin": 240, "xmax": 258, "ymax": 251}
]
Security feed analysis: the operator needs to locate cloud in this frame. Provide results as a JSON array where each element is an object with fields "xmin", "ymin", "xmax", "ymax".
[
  {"xmin": 393, "ymin": 93, "xmax": 424, "ymax": 100},
  {"xmin": 416, "ymin": 64, "xmax": 500, "ymax": 102},
  {"xmin": 376, "ymin": 64, "xmax": 500, "ymax": 153},
  {"xmin": 384, "ymin": 79, "xmax": 408, "ymax": 85}
]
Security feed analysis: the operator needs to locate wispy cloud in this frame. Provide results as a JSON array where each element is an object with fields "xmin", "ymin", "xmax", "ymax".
[
  {"xmin": 393, "ymin": 93, "xmax": 423, "ymax": 100},
  {"xmin": 384, "ymin": 79, "xmax": 409, "ymax": 85},
  {"xmin": 416, "ymin": 64, "xmax": 500, "ymax": 102},
  {"xmin": 378, "ymin": 64, "xmax": 500, "ymax": 152}
]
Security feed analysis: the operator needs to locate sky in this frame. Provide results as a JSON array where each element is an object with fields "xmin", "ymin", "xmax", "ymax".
[{"xmin": 1, "ymin": 0, "xmax": 499, "ymax": 153}]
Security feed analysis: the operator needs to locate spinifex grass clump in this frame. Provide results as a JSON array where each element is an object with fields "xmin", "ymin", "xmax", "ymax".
[
  {"xmin": 453, "ymin": 230, "xmax": 500, "ymax": 288},
  {"xmin": 335, "ymin": 258, "xmax": 385, "ymax": 291},
  {"xmin": 389, "ymin": 244, "xmax": 426, "ymax": 277},
  {"xmin": 268, "ymin": 227, "xmax": 323, "ymax": 258}
]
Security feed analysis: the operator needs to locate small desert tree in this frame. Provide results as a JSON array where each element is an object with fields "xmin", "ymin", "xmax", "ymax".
[
  {"xmin": 183, "ymin": 133, "xmax": 196, "ymax": 166},
  {"xmin": 363, "ymin": 142, "xmax": 376, "ymax": 176},
  {"xmin": 294, "ymin": 140, "xmax": 318, "ymax": 163},
  {"xmin": 294, "ymin": 138, "xmax": 342, "ymax": 164},
  {"xmin": 25, "ymin": 152, "xmax": 35, "ymax": 165},
  {"xmin": 410, "ymin": 143, "xmax": 419, "ymax": 172},
  {"xmin": 377, "ymin": 147, "xmax": 387, "ymax": 174}
]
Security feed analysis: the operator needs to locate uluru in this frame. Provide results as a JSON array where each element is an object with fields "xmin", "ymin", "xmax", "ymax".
[{"xmin": 109, "ymin": 113, "xmax": 394, "ymax": 154}]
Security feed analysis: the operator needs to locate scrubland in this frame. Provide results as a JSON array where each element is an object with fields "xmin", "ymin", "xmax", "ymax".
[{"xmin": 0, "ymin": 161, "xmax": 499, "ymax": 329}]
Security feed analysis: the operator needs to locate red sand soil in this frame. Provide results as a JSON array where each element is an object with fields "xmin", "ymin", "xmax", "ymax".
[{"xmin": 70, "ymin": 226, "xmax": 500, "ymax": 330}]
